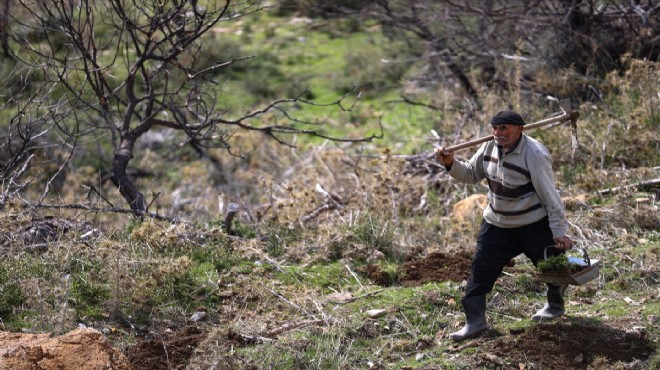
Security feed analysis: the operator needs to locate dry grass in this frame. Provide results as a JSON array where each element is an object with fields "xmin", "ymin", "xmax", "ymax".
[{"xmin": 1, "ymin": 58, "xmax": 658, "ymax": 369}]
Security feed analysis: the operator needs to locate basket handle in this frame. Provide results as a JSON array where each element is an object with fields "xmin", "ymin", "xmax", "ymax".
[
  {"xmin": 576, "ymin": 247, "xmax": 591, "ymax": 267},
  {"xmin": 543, "ymin": 245, "xmax": 591, "ymax": 267}
]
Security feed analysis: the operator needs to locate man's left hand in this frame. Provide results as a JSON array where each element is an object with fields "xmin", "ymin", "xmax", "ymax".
[{"xmin": 553, "ymin": 235, "xmax": 573, "ymax": 250}]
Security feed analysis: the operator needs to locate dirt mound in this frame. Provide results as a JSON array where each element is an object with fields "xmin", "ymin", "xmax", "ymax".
[
  {"xmin": 361, "ymin": 264, "xmax": 398, "ymax": 286},
  {"xmin": 124, "ymin": 325, "xmax": 206, "ymax": 370},
  {"xmin": 363, "ymin": 251, "xmax": 473, "ymax": 286},
  {"xmin": 0, "ymin": 327, "xmax": 132, "ymax": 370},
  {"xmin": 399, "ymin": 251, "xmax": 472, "ymax": 286},
  {"xmin": 472, "ymin": 318, "xmax": 656, "ymax": 369}
]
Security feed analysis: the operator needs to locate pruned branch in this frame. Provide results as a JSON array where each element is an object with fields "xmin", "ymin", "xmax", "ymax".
[
  {"xmin": 26, "ymin": 202, "xmax": 180, "ymax": 223},
  {"xmin": 264, "ymin": 319, "xmax": 325, "ymax": 338},
  {"xmin": 597, "ymin": 178, "xmax": 660, "ymax": 195}
]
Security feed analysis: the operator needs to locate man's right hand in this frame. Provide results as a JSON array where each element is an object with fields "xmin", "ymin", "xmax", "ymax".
[{"xmin": 434, "ymin": 147, "xmax": 455, "ymax": 167}]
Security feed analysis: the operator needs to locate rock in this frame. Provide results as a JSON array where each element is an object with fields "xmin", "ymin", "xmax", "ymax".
[
  {"xmin": 326, "ymin": 292, "xmax": 353, "ymax": 303},
  {"xmin": 190, "ymin": 311, "xmax": 207, "ymax": 322},
  {"xmin": 366, "ymin": 309, "xmax": 387, "ymax": 318},
  {"xmin": 0, "ymin": 327, "xmax": 132, "ymax": 370}
]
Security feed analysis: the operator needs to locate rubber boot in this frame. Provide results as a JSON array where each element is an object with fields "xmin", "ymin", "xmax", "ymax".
[
  {"xmin": 449, "ymin": 295, "xmax": 489, "ymax": 341},
  {"xmin": 532, "ymin": 284, "xmax": 567, "ymax": 321}
]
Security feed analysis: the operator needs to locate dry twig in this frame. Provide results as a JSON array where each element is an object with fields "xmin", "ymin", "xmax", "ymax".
[
  {"xmin": 598, "ymin": 178, "xmax": 660, "ymax": 195},
  {"xmin": 264, "ymin": 319, "xmax": 325, "ymax": 338},
  {"xmin": 331, "ymin": 289, "xmax": 384, "ymax": 305}
]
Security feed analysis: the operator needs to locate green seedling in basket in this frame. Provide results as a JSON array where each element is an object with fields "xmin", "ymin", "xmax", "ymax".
[{"xmin": 537, "ymin": 254, "xmax": 570, "ymax": 274}]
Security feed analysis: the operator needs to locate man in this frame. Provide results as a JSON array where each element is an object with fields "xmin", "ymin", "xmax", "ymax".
[{"xmin": 434, "ymin": 110, "xmax": 573, "ymax": 341}]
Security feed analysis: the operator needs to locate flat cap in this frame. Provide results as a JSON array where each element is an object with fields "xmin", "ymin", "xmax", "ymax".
[{"xmin": 490, "ymin": 110, "xmax": 526, "ymax": 126}]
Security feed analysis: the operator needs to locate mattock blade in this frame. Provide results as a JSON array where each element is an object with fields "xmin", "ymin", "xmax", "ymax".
[{"xmin": 560, "ymin": 99, "xmax": 580, "ymax": 151}]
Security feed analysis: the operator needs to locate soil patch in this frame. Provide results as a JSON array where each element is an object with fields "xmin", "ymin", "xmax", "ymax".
[
  {"xmin": 398, "ymin": 251, "xmax": 472, "ymax": 286},
  {"xmin": 360, "ymin": 251, "xmax": 473, "ymax": 286},
  {"xmin": 360, "ymin": 264, "xmax": 397, "ymax": 286},
  {"xmin": 0, "ymin": 328, "xmax": 131, "ymax": 370},
  {"xmin": 476, "ymin": 318, "xmax": 655, "ymax": 369},
  {"xmin": 125, "ymin": 325, "xmax": 207, "ymax": 370}
]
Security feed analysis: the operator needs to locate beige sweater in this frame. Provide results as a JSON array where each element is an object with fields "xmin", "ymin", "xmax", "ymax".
[{"xmin": 448, "ymin": 134, "xmax": 568, "ymax": 238}]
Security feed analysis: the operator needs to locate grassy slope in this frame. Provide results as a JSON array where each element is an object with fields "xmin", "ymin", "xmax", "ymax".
[
  {"xmin": 1, "ymin": 10, "xmax": 658, "ymax": 370},
  {"xmin": 214, "ymin": 13, "xmax": 438, "ymax": 153}
]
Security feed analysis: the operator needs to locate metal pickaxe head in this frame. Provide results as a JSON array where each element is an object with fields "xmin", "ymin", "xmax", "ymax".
[{"xmin": 559, "ymin": 99, "xmax": 580, "ymax": 150}]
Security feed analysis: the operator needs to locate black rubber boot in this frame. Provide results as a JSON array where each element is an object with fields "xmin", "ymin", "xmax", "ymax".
[
  {"xmin": 449, "ymin": 295, "xmax": 489, "ymax": 341},
  {"xmin": 532, "ymin": 284, "xmax": 567, "ymax": 321}
]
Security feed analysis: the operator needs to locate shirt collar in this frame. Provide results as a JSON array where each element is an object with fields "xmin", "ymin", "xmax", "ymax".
[{"xmin": 496, "ymin": 134, "xmax": 524, "ymax": 158}]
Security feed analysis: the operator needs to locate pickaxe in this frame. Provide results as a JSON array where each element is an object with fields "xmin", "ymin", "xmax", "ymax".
[{"xmin": 441, "ymin": 99, "xmax": 579, "ymax": 152}]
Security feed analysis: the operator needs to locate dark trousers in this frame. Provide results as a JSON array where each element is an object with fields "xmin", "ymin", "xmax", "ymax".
[{"xmin": 464, "ymin": 217, "xmax": 560, "ymax": 298}]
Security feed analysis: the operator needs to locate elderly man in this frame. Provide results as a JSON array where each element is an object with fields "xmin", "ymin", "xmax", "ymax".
[{"xmin": 434, "ymin": 110, "xmax": 573, "ymax": 341}]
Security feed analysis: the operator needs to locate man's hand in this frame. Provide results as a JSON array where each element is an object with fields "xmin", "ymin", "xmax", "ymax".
[
  {"xmin": 553, "ymin": 235, "xmax": 573, "ymax": 250},
  {"xmin": 434, "ymin": 147, "xmax": 455, "ymax": 167}
]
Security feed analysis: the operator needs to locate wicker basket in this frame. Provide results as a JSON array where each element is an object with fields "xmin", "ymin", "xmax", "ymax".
[{"xmin": 535, "ymin": 246, "xmax": 601, "ymax": 286}]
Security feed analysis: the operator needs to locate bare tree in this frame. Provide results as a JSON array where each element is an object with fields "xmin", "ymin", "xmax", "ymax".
[
  {"xmin": 0, "ymin": 0, "xmax": 10, "ymax": 58},
  {"xmin": 360, "ymin": 0, "xmax": 659, "ymax": 101},
  {"xmin": 0, "ymin": 78, "xmax": 67, "ymax": 209},
  {"xmin": 5, "ymin": 0, "xmax": 380, "ymax": 216}
]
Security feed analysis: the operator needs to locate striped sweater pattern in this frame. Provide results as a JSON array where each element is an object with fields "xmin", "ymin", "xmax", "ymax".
[{"xmin": 448, "ymin": 134, "xmax": 568, "ymax": 238}]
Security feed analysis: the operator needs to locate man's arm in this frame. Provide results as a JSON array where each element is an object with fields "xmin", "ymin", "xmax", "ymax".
[
  {"xmin": 434, "ymin": 144, "xmax": 487, "ymax": 184},
  {"xmin": 528, "ymin": 150, "xmax": 573, "ymax": 249}
]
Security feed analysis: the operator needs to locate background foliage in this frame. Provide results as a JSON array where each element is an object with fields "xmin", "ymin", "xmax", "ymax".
[{"xmin": 0, "ymin": 1, "xmax": 658, "ymax": 369}]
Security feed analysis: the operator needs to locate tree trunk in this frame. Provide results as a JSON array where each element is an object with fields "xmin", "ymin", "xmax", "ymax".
[
  {"xmin": 0, "ymin": 0, "xmax": 11, "ymax": 58},
  {"xmin": 445, "ymin": 56, "xmax": 478, "ymax": 101},
  {"xmin": 111, "ymin": 142, "xmax": 146, "ymax": 215}
]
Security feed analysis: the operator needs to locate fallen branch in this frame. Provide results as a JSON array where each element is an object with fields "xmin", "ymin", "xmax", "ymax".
[
  {"xmin": 332, "ymin": 289, "xmax": 384, "ymax": 305},
  {"xmin": 449, "ymin": 341, "xmax": 480, "ymax": 352},
  {"xmin": 489, "ymin": 310, "xmax": 523, "ymax": 322},
  {"xmin": 344, "ymin": 263, "xmax": 364, "ymax": 289},
  {"xmin": 27, "ymin": 202, "xmax": 180, "ymax": 223},
  {"xmin": 267, "ymin": 286, "xmax": 302, "ymax": 311},
  {"xmin": 228, "ymin": 329, "xmax": 274, "ymax": 344},
  {"xmin": 264, "ymin": 319, "xmax": 325, "ymax": 338},
  {"xmin": 597, "ymin": 178, "xmax": 660, "ymax": 195},
  {"xmin": 246, "ymin": 247, "xmax": 286, "ymax": 272},
  {"xmin": 300, "ymin": 183, "xmax": 345, "ymax": 223},
  {"xmin": 300, "ymin": 203, "xmax": 336, "ymax": 223}
]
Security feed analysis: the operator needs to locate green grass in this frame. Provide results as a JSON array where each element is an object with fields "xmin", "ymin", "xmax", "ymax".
[
  {"xmin": 233, "ymin": 281, "xmax": 461, "ymax": 369},
  {"xmin": 206, "ymin": 13, "xmax": 434, "ymax": 151},
  {"xmin": 276, "ymin": 262, "xmax": 356, "ymax": 293},
  {"xmin": 0, "ymin": 266, "xmax": 26, "ymax": 322},
  {"xmin": 71, "ymin": 275, "xmax": 112, "ymax": 320}
]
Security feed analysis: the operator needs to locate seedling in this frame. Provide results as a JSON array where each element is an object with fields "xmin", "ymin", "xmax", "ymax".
[{"xmin": 537, "ymin": 254, "xmax": 570, "ymax": 273}]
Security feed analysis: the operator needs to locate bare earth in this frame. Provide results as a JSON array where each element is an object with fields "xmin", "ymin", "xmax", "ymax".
[{"xmin": 1, "ymin": 253, "xmax": 653, "ymax": 369}]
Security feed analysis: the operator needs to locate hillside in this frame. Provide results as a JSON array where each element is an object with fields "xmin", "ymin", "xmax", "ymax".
[{"xmin": 0, "ymin": 3, "xmax": 658, "ymax": 370}]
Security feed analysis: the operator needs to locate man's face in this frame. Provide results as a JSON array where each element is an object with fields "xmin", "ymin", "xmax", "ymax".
[{"xmin": 491, "ymin": 124, "xmax": 523, "ymax": 149}]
